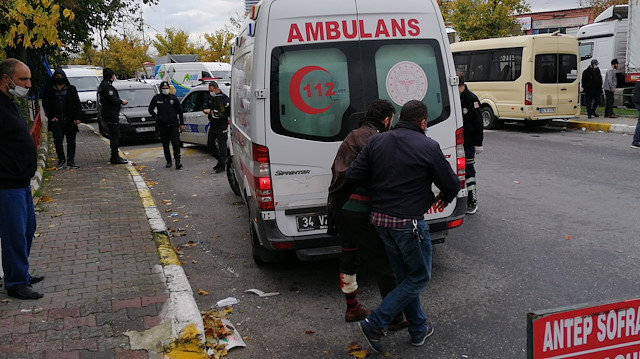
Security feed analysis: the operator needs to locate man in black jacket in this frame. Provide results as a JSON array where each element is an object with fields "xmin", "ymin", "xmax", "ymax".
[
  {"xmin": 203, "ymin": 81, "xmax": 230, "ymax": 173},
  {"xmin": 346, "ymin": 100, "xmax": 459, "ymax": 353},
  {"xmin": 98, "ymin": 68, "xmax": 128, "ymax": 164},
  {"xmin": 631, "ymin": 80, "xmax": 640, "ymax": 149},
  {"xmin": 149, "ymin": 81, "xmax": 184, "ymax": 169},
  {"xmin": 0, "ymin": 58, "xmax": 44, "ymax": 300},
  {"xmin": 42, "ymin": 68, "xmax": 83, "ymax": 169},
  {"xmin": 581, "ymin": 59, "xmax": 603, "ymax": 119},
  {"xmin": 458, "ymin": 72, "xmax": 484, "ymax": 214}
]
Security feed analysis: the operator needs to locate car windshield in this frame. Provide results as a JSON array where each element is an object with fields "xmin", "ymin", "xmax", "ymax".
[
  {"xmin": 118, "ymin": 88, "xmax": 156, "ymax": 108},
  {"xmin": 67, "ymin": 76, "xmax": 100, "ymax": 92}
]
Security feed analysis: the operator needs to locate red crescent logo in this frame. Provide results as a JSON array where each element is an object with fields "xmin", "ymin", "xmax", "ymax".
[{"xmin": 288, "ymin": 65, "xmax": 333, "ymax": 115}]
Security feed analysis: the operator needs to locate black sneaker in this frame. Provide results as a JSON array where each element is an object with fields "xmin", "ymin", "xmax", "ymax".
[
  {"xmin": 357, "ymin": 318, "xmax": 384, "ymax": 353},
  {"xmin": 165, "ymin": 161, "xmax": 172, "ymax": 168},
  {"xmin": 111, "ymin": 157, "xmax": 128, "ymax": 165},
  {"xmin": 411, "ymin": 321, "xmax": 434, "ymax": 346},
  {"xmin": 56, "ymin": 160, "xmax": 66, "ymax": 169},
  {"xmin": 466, "ymin": 202, "xmax": 478, "ymax": 215},
  {"xmin": 67, "ymin": 161, "xmax": 79, "ymax": 169},
  {"xmin": 631, "ymin": 143, "xmax": 640, "ymax": 149}
]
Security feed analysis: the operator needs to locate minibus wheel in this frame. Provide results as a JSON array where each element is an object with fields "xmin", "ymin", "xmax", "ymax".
[
  {"xmin": 481, "ymin": 107, "xmax": 502, "ymax": 130},
  {"xmin": 249, "ymin": 218, "xmax": 286, "ymax": 265},
  {"xmin": 226, "ymin": 154, "xmax": 241, "ymax": 196}
]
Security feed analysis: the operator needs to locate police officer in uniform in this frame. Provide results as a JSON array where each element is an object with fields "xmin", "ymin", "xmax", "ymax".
[
  {"xmin": 98, "ymin": 68, "xmax": 128, "ymax": 164},
  {"xmin": 457, "ymin": 72, "xmax": 484, "ymax": 214},
  {"xmin": 148, "ymin": 81, "xmax": 184, "ymax": 169},
  {"xmin": 203, "ymin": 81, "xmax": 230, "ymax": 173}
]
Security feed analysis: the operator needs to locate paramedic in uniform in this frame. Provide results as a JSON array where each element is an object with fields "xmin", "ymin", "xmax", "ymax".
[
  {"xmin": 148, "ymin": 81, "xmax": 184, "ymax": 169},
  {"xmin": 203, "ymin": 81, "xmax": 230, "ymax": 173},
  {"xmin": 457, "ymin": 72, "xmax": 483, "ymax": 214},
  {"xmin": 98, "ymin": 68, "xmax": 128, "ymax": 164}
]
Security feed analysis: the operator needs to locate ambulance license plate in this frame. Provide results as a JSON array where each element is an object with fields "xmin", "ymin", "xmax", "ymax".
[
  {"xmin": 296, "ymin": 214, "xmax": 328, "ymax": 232},
  {"xmin": 539, "ymin": 107, "xmax": 555, "ymax": 113},
  {"xmin": 136, "ymin": 126, "xmax": 155, "ymax": 133}
]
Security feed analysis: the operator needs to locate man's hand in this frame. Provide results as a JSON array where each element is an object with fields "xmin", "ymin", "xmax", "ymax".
[
  {"xmin": 74, "ymin": 120, "xmax": 82, "ymax": 124},
  {"xmin": 433, "ymin": 194, "xmax": 449, "ymax": 211},
  {"xmin": 51, "ymin": 117, "xmax": 58, "ymax": 122},
  {"xmin": 179, "ymin": 125, "xmax": 185, "ymax": 132},
  {"xmin": 203, "ymin": 109, "xmax": 211, "ymax": 115},
  {"xmin": 122, "ymin": 99, "xmax": 128, "ymax": 105},
  {"xmin": 475, "ymin": 146, "xmax": 483, "ymax": 155}
]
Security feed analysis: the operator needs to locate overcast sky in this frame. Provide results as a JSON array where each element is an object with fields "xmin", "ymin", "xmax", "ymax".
[{"xmin": 137, "ymin": 0, "xmax": 584, "ymax": 43}]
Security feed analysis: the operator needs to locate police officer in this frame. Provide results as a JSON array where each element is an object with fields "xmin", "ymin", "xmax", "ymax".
[
  {"xmin": 98, "ymin": 68, "xmax": 128, "ymax": 164},
  {"xmin": 203, "ymin": 81, "xmax": 230, "ymax": 173},
  {"xmin": 457, "ymin": 72, "xmax": 484, "ymax": 214},
  {"xmin": 148, "ymin": 81, "xmax": 184, "ymax": 169}
]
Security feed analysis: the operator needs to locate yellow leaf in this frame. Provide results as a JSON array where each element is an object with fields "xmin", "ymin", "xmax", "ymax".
[
  {"xmin": 197, "ymin": 289, "xmax": 209, "ymax": 296},
  {"xmin": 349, "ymin": 350, "xmax": 369, "ymax": 358}
]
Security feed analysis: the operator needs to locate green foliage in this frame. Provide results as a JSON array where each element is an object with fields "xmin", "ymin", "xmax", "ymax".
[
  {"xmin": 200, "ymin": 30, "xmax": 234, "ymax": 63},
  {"xmin": 587, "ymin": 0, "xmax": 627, "ymax": 17},
  {"xmin": 451, "ymin": 0, "xmax": 530, "ymax": 41},
  {"xmin": 153, "ymin": 28, "xmax": 201, "ymax": 56}
]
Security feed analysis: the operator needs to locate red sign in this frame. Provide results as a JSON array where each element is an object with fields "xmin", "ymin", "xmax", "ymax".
[
  {"xmin": 287, "ymin": 18, "xmax": 420, "ymax": 43},
  {"xmin": 288, "ymin": 65, "xmax": 334, "ymax": 115},
  {"xmin": 529, "ymin": 298, "xmax": 640, "ymax": 359}
]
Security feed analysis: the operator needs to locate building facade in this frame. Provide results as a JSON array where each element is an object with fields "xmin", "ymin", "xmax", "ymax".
[{"xmin": 515, "ymin": 7, "xmax": 595, "ymax": 37}]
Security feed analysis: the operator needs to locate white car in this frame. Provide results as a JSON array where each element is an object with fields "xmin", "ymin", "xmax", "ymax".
[{"xmin": 179, "ymin": 83, "xmax": 230, "ymax": 158}]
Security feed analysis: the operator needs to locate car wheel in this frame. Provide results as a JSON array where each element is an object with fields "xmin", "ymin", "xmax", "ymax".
[
  {"xmin": 226, "ymin": 155, "xmax": 241, "ymax": 196},
  {"xmin": 481, "ymin": 106, "xmax": 502, "ymax": 130},
  {"xmin": 249, "ymin": 212, "xmax": 286, "ymax": 265},
  {"xmin": 207, "ymin": 130, "xmax": 220, "ymax": 159}
]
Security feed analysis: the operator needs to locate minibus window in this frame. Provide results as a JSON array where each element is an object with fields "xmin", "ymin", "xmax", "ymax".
[
  {"xmin": 559, "ymin": 54, "xmax": 578, "ymax": 83},
  {"xmin": 373, "ymin": 43, "xmax": 446, "ymax": 125},
  {"xmin": 535, "ymin": 54, "xmax": 558, "ymax": 84},
  {"xmin": 272, "ymin": 47, "xmax": 351, "ymax": 140}
]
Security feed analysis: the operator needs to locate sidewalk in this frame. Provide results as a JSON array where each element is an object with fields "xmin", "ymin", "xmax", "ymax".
[
  {"xmin": 0, "ymin": 125, "xmax": 204, "ymax": 358},
  {"xmin": 552, "ymin": 112, "xmax": 638, "ymax": 134}
]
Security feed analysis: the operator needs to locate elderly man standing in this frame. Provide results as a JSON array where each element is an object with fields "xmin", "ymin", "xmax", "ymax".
[
  {"xmin": 0, "ymin": 58, "xmax": 44, "ymax": 300},
  {"xmin": 346, "ymin": 100, "xmax": 460, "ymax": 353}
]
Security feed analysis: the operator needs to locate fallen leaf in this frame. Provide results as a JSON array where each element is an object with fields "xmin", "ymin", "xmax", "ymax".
[
  {"xmin": 192, "ymin": 260, "xmax": 198, "ymax": 264},
  {"xmin": 52, "ymin": 188, "xmax": 62, "ymax": 191},
  {"xmin": 48, "ymin": 224, "xmax": 56, "ymax": 228},
  {"xmin": 349, "ymin": 350, "xmax": 369, "ymax": 358},
  {"xmin": 194, "ymin": 176, "xmax": 201, "ymax": 179},
  {"xmin": 183, "ymin": 241, "xmax": 197, "ymax": 247},
  {"xmin": 145, "ymin": 180, "xmax": 158, "ymax": 187},
  {"xmin": 192, "ymin": 194, "xmax": 197, "ymax": 197},
  {"xmin": 165, "ymin": 208, "xmax": 172, "ymax": 213},
  {"xmin": 304, "ymin": 330, "xmax": 315, "ymax": 334},
  {"xmin": 40, "ymin": 195, "xmax": 53, "ymax": 202},
  {"xmin": 100, "ymin": 179, "xmax": 107, "ymax": 183},
  {"xmin": 197, "ymin": 289, "xmax": 209, "ymax": 296},
  {"xmin": 161, "ymin": 199, "xmax": 172, "ymax": 205},
  {"xmin": 172, "ymin": 219, "xmax": 179, "ymax": 222},
  {"xmin": 1, "ymin": 299, "xmax": 11, "ymax": 303},
  {"xmin": 566, "ymin": 235, "xmax": 571, "ymax": 240},
  {"xmin": 50, "ymin": 213, "xmax": 62, "ymax": 218}
]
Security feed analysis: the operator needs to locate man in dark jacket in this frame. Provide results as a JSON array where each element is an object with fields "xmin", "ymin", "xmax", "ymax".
[
  {"xmin": 42, "ymin": 68, "xmax": 83, "ymax": 169},
  {"xmin": 347, "ymin": 100, "xmax": 459, "ymax": 353},
  {"xmin": 203, "ymin": 81, "xmax": 230, "ymax": 173},
  {"xmin": 0, "ymin": 58, "xmax": 44, "ymax": 300},
  {"xmin": 98, "ymin": 68, "xmax": 128, "ymax": 164},
  {"xmin": 149, "ymin": 81, "xmax": 184, "ymax": 169},
  {"xmin": 631, "ymin": 80, "xmax": 640, "ymax": 149},
  {"xmin": 581, "ymin": 59, "xmax": 603, "ymax": 119},
  {"xmin": 458, "ymin": 72, "xmax": 484, "ymax": 214},
  {"xmin": 327, "ymin": 99, "xmax": 406, "ymax": 329}
]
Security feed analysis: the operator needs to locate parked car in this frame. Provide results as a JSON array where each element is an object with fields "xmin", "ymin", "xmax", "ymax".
[
  {"xmin": 97, "ymin": 80, "xmax": 159, "ymax": 142},
  {"xmin": 63, "ymin": 68, "xmax": 101, "ymax": 121},
  {"xmin": 179, "ymin": 83, "xmax": 230, "ymax": 158}
]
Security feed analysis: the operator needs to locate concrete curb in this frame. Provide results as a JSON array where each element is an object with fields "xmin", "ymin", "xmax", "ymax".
[
  {"xmin": 553, "ymin": 119, "xmax": 636, "ymax": 134},
  {"xmin": 30, "ymin": 120, "xmax": 49, "ymax": 197},
  {"xmin": 83, "ymin": 124, "xmax": 205, "ymax": 348}
]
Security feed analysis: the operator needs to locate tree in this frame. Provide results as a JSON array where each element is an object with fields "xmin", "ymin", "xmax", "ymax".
[
  {"xmin": 153, "ymin": 28, "xmax": 201, "ymax": 56},
  {"xmin": 587, "ymin": 0, "xmax": 627, "ymax": 17},
  {"xmin": 450, "ymin": 0, "xmax": 530, "ymax": 41},
  {"xmin": 103, "ymin": 35, "xmax": 152, "ymax": 79},
  {"xmin": 200, "ymin": 30, "xmax": 234, "ymax": 63},
  {"xmin": 440, "ymin": 0, "xmax": 455, "ymax": 26}
]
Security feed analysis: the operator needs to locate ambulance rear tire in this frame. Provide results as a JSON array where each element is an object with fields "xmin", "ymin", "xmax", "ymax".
[
  {"xmin": 250, "ymin": 218, "xmax": 286, "ymax": 265},
  {"xmin": 226, "ymin": 155, "xmax": 241, "ymax": 196},
  {"xmin": 481, "ymin": 106, "xmax": 501, "ymax": 130}
]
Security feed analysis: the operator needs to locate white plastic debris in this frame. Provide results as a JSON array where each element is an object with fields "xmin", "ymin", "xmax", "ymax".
[
  {"xmin": 245, "ymin": 288, "xmax": 280, "ymax": 297},
  {"xmin": 216, "ymin": 297, "xmax": 239, "ymax": 307}
]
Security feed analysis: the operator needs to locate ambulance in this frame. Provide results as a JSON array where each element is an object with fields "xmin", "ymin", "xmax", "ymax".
[{"xmin": 227, "ymin": 0, "xmax": 467, "ymax": 264}]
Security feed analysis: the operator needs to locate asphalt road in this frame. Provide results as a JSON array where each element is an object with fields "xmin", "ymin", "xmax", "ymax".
[{"xmin": 122, "ymin": 124, "xmax": 640, "ymax": 358}]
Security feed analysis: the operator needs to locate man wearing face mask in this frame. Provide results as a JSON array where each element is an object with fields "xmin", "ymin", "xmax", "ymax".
[
  {"xmin": 148, "ymin": 81, "xmax": 184, "ymax": 169},
  {"xmin": 42, "ymin": 68, "xmax": 83, "ymax": 169},
  {"xmin": 203, "ymin": 81, "xmax": 230, "ymax": 173},
  {"xmin": 98, "ymin": 68, "xmax": 128, "ymax": 164},
  {"xmin": 0, "ymin": 58, "xmax": 45, "ymax": 300}
]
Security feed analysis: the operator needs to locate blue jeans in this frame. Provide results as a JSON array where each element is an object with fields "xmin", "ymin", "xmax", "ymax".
[
  {"xmin": 0, "ymin": 186, "xmax": 36, "ymax": 290},
  {"xmin": 633, "ymin": 104, "xmax": 640, "ymax": 145},
  {"xmin": 369, "ymin": 220, "xmax": 432, "ymax": 341}
]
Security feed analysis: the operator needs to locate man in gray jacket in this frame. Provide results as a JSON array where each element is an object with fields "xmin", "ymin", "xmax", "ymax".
[{"xmin": 603, "ymin": 59, "xmax": 618, "ymax": 118}]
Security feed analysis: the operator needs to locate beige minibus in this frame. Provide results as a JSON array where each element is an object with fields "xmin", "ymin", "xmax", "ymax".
[{"xmin": 451, "ymin": 33, "xmax": 581, "ymax": 129}]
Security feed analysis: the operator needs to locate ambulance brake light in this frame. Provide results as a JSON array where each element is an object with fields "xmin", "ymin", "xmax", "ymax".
[
  {"xmin": 252, "ymin": 143, "xmax": 274, "ymax": 211},
  {"xmin": 455, "ymin": 127, "xmax": 465, "ymax": 189}
]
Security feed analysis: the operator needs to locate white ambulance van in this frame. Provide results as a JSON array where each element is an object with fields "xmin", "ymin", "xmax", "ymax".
[{"xmin": 227, "ymin": 0, "xmax": 467, "ymax": 264}]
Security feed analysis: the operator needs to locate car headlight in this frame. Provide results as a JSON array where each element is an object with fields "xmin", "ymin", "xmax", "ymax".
[{"xmin": 119, "ymin": 113, "xmax": 129, "ymax": 124}]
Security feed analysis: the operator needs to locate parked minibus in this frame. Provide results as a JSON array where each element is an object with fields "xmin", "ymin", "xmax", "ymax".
[
  {"xmin": 154, "ymin": 62, "xmax": 231, "ymax": 99},
  {"xmin": 451, "ymin": 33, "xmax": 581, "ymax": 129},
  {"xmin": 227, "ymin": 0, "xmax": 467, "ymax": 264}
]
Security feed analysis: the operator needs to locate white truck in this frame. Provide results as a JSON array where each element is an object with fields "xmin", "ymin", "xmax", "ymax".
[{"xmin": 577, "ymin": 2, "xmax": 640, "ymax": 107}]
